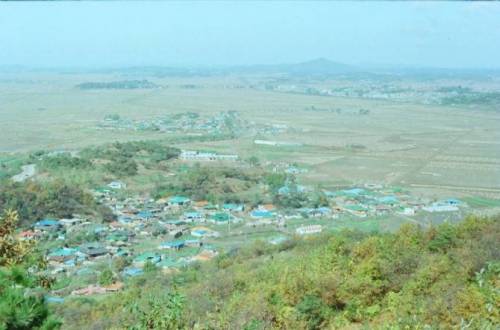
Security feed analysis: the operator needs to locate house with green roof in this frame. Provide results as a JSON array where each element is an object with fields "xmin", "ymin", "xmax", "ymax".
[
  {"xmin": 133, "ymin": 252, "xmax": 161, "ymax": 267},
  {"xmin": 168, "ymin": 196, "xmax": 190, "ymax": 206},
  {"xmin": 209, "ymin": 212, "xmax": 231, "ymax": 224}
]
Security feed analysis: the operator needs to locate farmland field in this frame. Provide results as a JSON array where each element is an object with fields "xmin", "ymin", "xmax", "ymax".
[{"xmin": 2, "ymin": 71, "xmax": 500, "ymax": 202}]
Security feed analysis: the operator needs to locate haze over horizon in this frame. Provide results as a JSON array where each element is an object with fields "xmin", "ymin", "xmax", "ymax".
[{"xmin": 1, "ymin": 1, "xmax": 500, "ymax": 70}]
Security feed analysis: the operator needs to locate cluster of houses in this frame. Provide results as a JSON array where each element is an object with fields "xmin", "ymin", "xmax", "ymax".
[
  {"xmin": 266, "ymin": 81, "xmax": 462, "ymax": 105},
  {"xmin": 96, "ymin": 111, "xmax": 245, "ymax": 134},
  {"xmin": 95, "ymin": 110, "xmax": 296, "ymax": 141},
  {"xmin": 323, "ymin": 185, "xmax": 466, "ymax": 218},
  {"xmin": 22, "ymin": 176, "xmax": 468, "ymax": 300}
]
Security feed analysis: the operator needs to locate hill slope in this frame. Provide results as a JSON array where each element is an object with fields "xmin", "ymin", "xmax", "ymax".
[{"xmin": 56, "ymin": 215, "xmax": 500, "ymax": 329}]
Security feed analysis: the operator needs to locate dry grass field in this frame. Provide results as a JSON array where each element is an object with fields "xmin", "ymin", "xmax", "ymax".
[{"xmin": 1, "ymin": 71, "xmax": 499, "ymax": 200}]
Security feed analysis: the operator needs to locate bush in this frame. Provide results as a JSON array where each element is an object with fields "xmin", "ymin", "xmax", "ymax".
[{"xmin": 99, "ymin": 269, "xmax": 114, "ymax": 286}]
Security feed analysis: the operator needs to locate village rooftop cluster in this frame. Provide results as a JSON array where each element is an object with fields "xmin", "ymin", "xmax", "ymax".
[
  {"xmin": 96, "ymin": 110, "xmax": 290, "ymax": 136},
  {"xmin": 19, "ymin": 174, "xmax": 469, "ymax": 301}
]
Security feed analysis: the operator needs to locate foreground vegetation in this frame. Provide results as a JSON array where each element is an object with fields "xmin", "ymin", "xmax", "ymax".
[
  {"xmin": 53, "ymin": 215, "xmax": 499, "ymax": 329},
  {"xmin": 0, "ymin": 210, "xmax": 60, "ymax": 329}
]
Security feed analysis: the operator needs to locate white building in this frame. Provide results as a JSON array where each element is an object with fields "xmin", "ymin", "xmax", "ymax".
[
  {"xmin": 422, "ymin": 204, "xmax": 459, "ymax": 213},
  {"xmin": 180, "ymin": 150, "xmax": 238, "ymax": 161},
  {"xmin": 296, "ymin": 225, "xmax": 323, "ymax": 235},
  {"xmin": 108, "ymin": 181, "xmax": 126, "ymax": 189}
]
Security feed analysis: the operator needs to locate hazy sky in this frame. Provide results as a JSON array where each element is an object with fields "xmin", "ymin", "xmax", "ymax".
[{"xmin": 1, "ymin": 1, "xmax": 500, "ymax": 69}]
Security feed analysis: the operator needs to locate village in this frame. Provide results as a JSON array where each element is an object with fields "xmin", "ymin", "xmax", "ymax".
[
  {"xmin": 96, "ymin": 110, "xmax": 291, "ymax": 136},
  {"xmin": 264, "ymin": 79, "xmax": 500, "ymax": 107},
  {"xmin": 18, "ymin": 160, "xmax": 469, "ymax": 301}
]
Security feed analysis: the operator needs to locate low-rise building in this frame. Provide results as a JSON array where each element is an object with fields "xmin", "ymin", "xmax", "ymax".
[{"xmin": 296, "ymin": 225, "xmax": 323, "ymax": 235}]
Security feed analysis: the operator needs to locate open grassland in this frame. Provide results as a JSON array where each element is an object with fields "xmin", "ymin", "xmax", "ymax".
[{"xmin": 1, "ymin": 72, "xmax": 499, "ymax": 200}]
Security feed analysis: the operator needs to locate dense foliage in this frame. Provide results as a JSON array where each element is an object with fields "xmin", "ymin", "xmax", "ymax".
[
  {"xmin": 76, "ymin": 80, "xmax": 159, "ymax": 90},
  {"xmin": 37, "ymin": 154, "xmax": 92, "ymax": 171},
  {"xmin": 0, "ymin": 210, "xmax": 60, "ymax": 329},
  {"xmin": 0, "ymin": 181, "xmax": 114, "ymax": 226},
  {"xmin": 54, "ymin": 215, "xmax": 499, "ymax": 329},
  {"xmin": 153, "ymin": 164, "xmax": 263, "ymax": 203},
  {"xmin": 81, "ymin": 140, "xmax": 181, "ymax": 177}
]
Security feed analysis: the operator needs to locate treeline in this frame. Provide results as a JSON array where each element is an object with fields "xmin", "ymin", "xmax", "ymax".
[
  {"xmin": 37, "ymin": 153, "xmax": 92, "ymax": 171},
  {"xmin": 55, "ymin": 215, "xmax": 499, "ymax": 329},
  {"xmin": 33, "ymin": 141, "xmax": 181, "ymax": 179},
  {"xmin": 76, "ymin": 80, "xmax": 159, "ymax": 90},
  {"xmin": 0, "ymin": 181, "xmax": 114, "ymax": 226},
  {"xmin": 440, "ymin": 91, "xmax": 500, "ymax": 106},
  {"xmin": 153, "ymin": 164, "xmax": 263, "ymax": 203},
  {"xmin": 82, "ymin": 141, "xmax": 181, "ymax": 177}
]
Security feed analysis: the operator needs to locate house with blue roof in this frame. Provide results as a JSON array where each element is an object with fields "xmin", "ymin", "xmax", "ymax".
[
  {"xmin": 343, "ymin": 188, "xmax": 366, "ymax": 197},
  {"xmin": 191, "ymin": 227, "xmax": 219, "ymax": 238},
  {"xmin": 377, "ymin": 195, "xmax": 399, "ymax": 205},
  {"xmin": 34, "ymin": 219, "xmax": 61, "ymax": 231},
  {"xmin": 137, "ymin": 210, "xmax": 153, "ymax": 220},
  {"xmin": 168, "ymin": 196, "xmax": 190, "ymax": 206},
  {"xmin": 159, "ymin": 240, "xmax": 185, "ymax": 250},
  {"xmin": 122, "ymin": 267, "xmax": 144, "ymax": 277},
  {"xmin": 222, "ymin": 203, "xmax": 244, "ymax": 212},
  {"xmin": 250, "ymin": 210, "xmax": 273, "ymax": 219}
]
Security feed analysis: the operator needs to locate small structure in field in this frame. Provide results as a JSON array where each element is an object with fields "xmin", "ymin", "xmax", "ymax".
[{"xmin": 296, "ymin": 225, "xmax": 323, "ymax": 235}]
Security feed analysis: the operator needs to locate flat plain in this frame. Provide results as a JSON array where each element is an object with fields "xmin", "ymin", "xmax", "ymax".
[{"xmin": 1, "ymin": 71, "xmax": 499, "ymax": 201}]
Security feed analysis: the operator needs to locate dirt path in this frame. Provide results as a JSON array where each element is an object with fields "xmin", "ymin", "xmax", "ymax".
[{"xmin": 11, "ymin": 164, "xmax": 36, "ymax": 182}]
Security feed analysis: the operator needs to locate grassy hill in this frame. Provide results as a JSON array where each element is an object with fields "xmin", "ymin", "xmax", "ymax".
[{"xmin": 55, "ymin": 214, "xmax": 499, "ymax": 329}]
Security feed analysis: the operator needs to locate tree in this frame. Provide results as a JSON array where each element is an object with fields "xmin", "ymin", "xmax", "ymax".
[
  {"xmin": 131, "ymin": 290, "xmax": 185, "ymax": 330},
  {"xmin": 0, "ymin": 210, "xmax": 61, "ymax": 329},
  {"xmin": 99, "ymin": 268, "xmax": 114, "ymax": 286},
  {"xmin": 247, "ymin": 156, "xmax": 260, "ymax": 167},
  {"xmin": 0, "ymin": 210, "xmax": 33, "ymax": 267}
]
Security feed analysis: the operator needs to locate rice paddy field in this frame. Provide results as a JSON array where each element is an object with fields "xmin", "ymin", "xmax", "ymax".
[{"xmin": 1, "ymin": 70, "xmax": 500, "ymax": 204}]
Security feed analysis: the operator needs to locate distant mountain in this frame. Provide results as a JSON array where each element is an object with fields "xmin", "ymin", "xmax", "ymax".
[{"xmin": 227, "ymin": 58, "xmax": 361, "ymax": 77}]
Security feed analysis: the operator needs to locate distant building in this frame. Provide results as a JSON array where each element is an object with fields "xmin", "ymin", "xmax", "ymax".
[
  {"xmin": 159, "ymin": 240, "xmax": 185, "ymax": 250},
  {"xmin": 296, "ymin": 225, "xmax": 323, "ymax": 235},
  {"xmin": 180, "ymin": 150, "xmax": 238, "ymax": 161},
  {"xmin": 254, "ymin": 139, "xmax": 302, "ymax": 147},
  {"xmin": 250, "ymin": 210, "xmax": 273, "ymax": 219},
  {"xmin": 79, "ymin": 243, "xmax": 108, "ymax": 258},
  {"xmin": 210, "ymin": 212, "xmax": 231, "ymax": 224},
  {"xmin": 222, "ymin": 203, "xmax": 244, "ymax": 212},
  {"xmin": 108, "ymin": 181, "xmax": 126, "ymax": 189},
  {"xmin": 183, "ymin": 211, "xmax": 204, "ymax": 221},
  {"xmin": 168, "ymin": 196, "xmax": 191, "ymax": 206},
  {"xmin": 191, "ymin": 227, "xmax": 219, "ymax": 238},
  {"xmin": 133, "ymin": 252, "xmax": 161, "ymax": 267},
  {"xmin": 59, "ymin": 218, "xmax": 84, "ymax": 227},
  {"xmin": 423, "ymin": 203, "xmax": 459, "ymax": 213},
  {"xmin": 122, "ymin": 267, "xmax": 144, "ymax": 277},
  {"xmin": 34, "ymin": 219, "xmax": 61, "ymax": 231}
]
